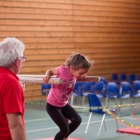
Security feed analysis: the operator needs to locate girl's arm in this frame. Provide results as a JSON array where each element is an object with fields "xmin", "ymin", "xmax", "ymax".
[{"xmin": 43, "ymin": 68, "xmax": 57, "ymax": 84}]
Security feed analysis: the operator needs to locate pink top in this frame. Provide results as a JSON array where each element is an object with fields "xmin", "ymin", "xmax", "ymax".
[{"xmin": 47, "ymin": 66, "xmax": 76, "ymax": 107}]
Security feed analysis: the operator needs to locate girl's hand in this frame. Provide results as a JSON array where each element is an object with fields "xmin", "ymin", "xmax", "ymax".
[
  {"xmin": 43, "ymin": 68, "xmax": 57, "ymax": 84},
  {"xmin": 43, "ymin": 75, "xmax": 50, "ymax": 84},
  {"xmin": 83, "ymin": 74, "xmax": 87, "ymax": 78}
]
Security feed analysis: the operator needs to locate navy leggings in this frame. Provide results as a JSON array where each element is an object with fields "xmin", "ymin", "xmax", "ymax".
[{"xmin": 46, "ymin": 102, "xmax": 82, "ymax": 140}]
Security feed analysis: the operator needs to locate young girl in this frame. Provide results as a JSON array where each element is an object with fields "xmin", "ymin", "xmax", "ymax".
[{"xmin": 43, "ymin": 53, "xmax": 94, "ymax": 140}]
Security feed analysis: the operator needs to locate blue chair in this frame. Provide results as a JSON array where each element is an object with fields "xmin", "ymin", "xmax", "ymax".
[
  {"xmin": 110, "ymin": 74, "xmax": 118, "ymax": 83},
  {"xmin": 120, "ymin": 82, "xmax": 133, "ymax": 99},
  {"xmin": 119, "ymin": 82, "xmax": 133, "ymax": 113},
  {"xmin": 100, "ymin": 77, "xmax": 108, "ymax": 93},
  {"xmin": 100, "ymin": 77, "xmax": 108, "ymax": 86},
  {"xmin": 81, "ymin": 82, "xmax": 93, "ymax": 105},
  {"xmin": 70, "ymin": 81, "xmax": 83, "ymax": 105},
  {"xmin": 136, "ymin": 74, "xmax": 140, "ymax": 80},
  {"xmin": 118, "ymin": 74, "xmax": 127, "ymax": 84},
  {"xmin": 105, "ymin": 82, "xmax": 120, "ymax": 107},
  {"xmin": 133, "ymin": 80, "xmax": 140, "ymax": 102},
  {"xmin": 127, "ymin": 74, "xmax": 135, "ymax": 85},
  {"xmin": 85, "ymin": 94, "xmax": 118, "ymax": 136},
  {"xmin": 77, "ymin": 81, "xmax": 83, "ymax": 89},
  {"xmin": 91, "ymin": 81, "xmax": 105, "ymax": 98},
  {"xmin": 91, "ymin": 82, "xmax": 96, "ymax": 88},
  {"xmin": 41, "ymin": 84, "xmax": 51, "ymax": 95},
  {"xmin": 41, "ymin": 84, "xmax": 51, "ymax": 103}
]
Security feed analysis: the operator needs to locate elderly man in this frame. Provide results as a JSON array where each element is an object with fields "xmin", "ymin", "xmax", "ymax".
[{"xmin": 0, "ymin": 38, "xmax": 26, "ymax": 140}]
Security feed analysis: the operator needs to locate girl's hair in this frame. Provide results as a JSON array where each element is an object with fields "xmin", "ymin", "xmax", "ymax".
[
  {"xmin": 0, "ymin": 37, "xmax": 25, "ymax": 68},
  {"xmin": 65, "ymin": 53, "xmax": 94, "ymax": 70}
]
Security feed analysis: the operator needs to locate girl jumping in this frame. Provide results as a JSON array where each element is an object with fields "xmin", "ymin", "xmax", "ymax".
[{"xmin": 43, "ymin": 53, "xmax": 94, "ymax": 140}]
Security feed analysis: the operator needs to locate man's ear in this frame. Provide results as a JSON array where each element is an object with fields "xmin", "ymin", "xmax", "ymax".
[{"xmin": 15, "ymin": 57, "xmax": 19, "ymax": 67}]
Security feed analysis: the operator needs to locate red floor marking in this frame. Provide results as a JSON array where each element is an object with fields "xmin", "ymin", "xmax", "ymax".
[
  {"xmin": 113, "ymin": 116, "xmax": 129, "ymax": 127},
  {"xmin": 132, "ymin": 106, "xmax": 140, "ymax": 122},
  {"xmin": 33, "ymin": 137, "xmax": 87, "ymax": 140},
  {"xmin": 117, "ymin": 126, "xmax": 140, "ymax": 135}
]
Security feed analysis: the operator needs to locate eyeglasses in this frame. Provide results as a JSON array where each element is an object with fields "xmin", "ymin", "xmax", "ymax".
[{"xmin": 19, "ymin": 56, "xmax": 26, "ymax": 62}]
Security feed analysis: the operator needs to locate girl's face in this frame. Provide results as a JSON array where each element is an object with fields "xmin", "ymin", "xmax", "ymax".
[{"xmin": 70, "ymin": 66, "xmax": 88, "ymax": 79}]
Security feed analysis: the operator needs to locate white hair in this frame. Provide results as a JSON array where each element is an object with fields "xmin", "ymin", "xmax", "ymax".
[{"xmin": 0, "ymin": 37, "xmax": 25, "ymax": 68}]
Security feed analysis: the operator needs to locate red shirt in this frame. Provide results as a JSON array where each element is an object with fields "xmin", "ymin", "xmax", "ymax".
[{"xmin": 0, "ymin": 67, "xmax": 25, "ymax": 140}]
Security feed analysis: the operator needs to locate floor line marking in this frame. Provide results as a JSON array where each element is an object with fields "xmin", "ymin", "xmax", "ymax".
[
  {"xmin": 122, "ymin": 117, "xmax": 137, "ymax": 120},
  {"xmin": 26, "ymin": 115, "xmax": 137, "ymax": 133},
  {"xmin": 25, "ymin": 118, "xmax": 51, "ymax": 122}
]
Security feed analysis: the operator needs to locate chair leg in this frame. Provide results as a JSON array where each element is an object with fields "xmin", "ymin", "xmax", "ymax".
[
  {"xmin": 114, "ymin": 97, "xmax": 120, "ymax": 115},
  {"xmin": 120, "ymin": 98, "xmax": 123, "ymax": 105},
  {"xmin": 105, "ymin": 97, "xmax": 108, "ymax": 107},
  {"xmin": 82, "ymin": 96, "xmax": 85, "ymax": 106},
  {"xmin": 103, "ymin": 117, "xmax": 107, "ymax": 131},
  {"xmin": 98, "ymin": 114, "xmax": 106, "ymax": 136},
  {"xmin": 120, "ymin": 87, "xmax": 122, "ymax": 95},
  {"xmin": 108, "ymin": 98, "xmax": 110, "ymax": 107},
  {"xmin": 71, "ymin": 95, "xmax": 74, "ymax": 106},
  {"xmin": 114, "ymin": 112, "xmax": 119, "ymax": 130},
  {"xmin": 85, "ymin": 112, "xmax": 92, "ymax": 133},
  {"xmin": 133, "ymin": 97, "xmax": 135, "ymax": 103},
  {"xmin": 118, "ymin": 98, "xmax": 122, "ymax": 115},
  {"xmin": 128, "ymin": 97, "xmax": 132, "ymax": 112},
  {"xmin": 115, "ymin": 97, "xmax": 118, "ymax": 106}
]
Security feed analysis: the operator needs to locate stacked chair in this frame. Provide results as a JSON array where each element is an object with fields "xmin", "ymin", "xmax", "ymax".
[
  {"xmin": 82, "ymin": 81, "xmax": 106, "ymax": 105},
  {"xmin": 70, "ymin": 81, "xmax": 83, "ymax": 106},
  {"xmin": 81, "ymin": 82, "xmax": 93, "ymax": 106},
  {"xmin": 118, "ymin": 74, "xmax": 127, "ymax": 84},
  {"xmin": 137, "ymin": 74, "xmax": 140, "ymax": 80},
  {"xmin": 127, "ymin": 74, "xmax": 136, "ymax": 85},
  {"xmin": 100, "ymin": 77, "xmax": 108, "ymax": 93},
  {"xmin": 105, "ymin": 82, "xmax": 120, "ymax": 107},
  {"xmin": 119, "ymin": 82, "xmax": 133, "ymax": 113},
  {"xmin": 100, "ymin": 77, "xmax": 108, "ymax": 86},
  {"xmin": 110, "ymin": 74, "xmax": 118, "ymax": 83},
  {"xmin": 133, "ymin": 80, "xmax": 140, "ymax": 102},
  {"xmin": 41, "ymin": 84, "xmax": 51, "ymax": 104},
  {"xmin": 91, "ymin": 81, "xmax": 105, "ymax": 99}
]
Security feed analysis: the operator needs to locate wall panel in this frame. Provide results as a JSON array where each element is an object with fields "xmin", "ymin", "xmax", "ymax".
[{"xmin": 0, "ymin": 0, "xmax": 140, "ymax": 100}]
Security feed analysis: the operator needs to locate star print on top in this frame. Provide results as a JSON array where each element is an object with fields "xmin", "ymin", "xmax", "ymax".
[
  {"xmin": 66, "ymin": 79, "xmax": 75, "ymax": 95},
  {"xmin": 47, "ymin": 66, "xmax": 76, "ymax": 107}
]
